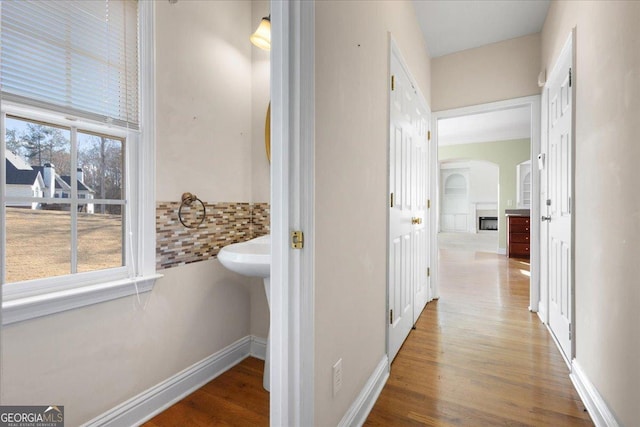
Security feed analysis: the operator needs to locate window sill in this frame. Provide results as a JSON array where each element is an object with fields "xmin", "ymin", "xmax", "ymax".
[{"xmin": 2, "ymin": 274, "xmax": 163, "ymax": 325}]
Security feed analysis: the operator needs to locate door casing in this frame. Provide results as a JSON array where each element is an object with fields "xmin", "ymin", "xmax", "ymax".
[{"xmin": 431, "ymin": 95, "xmax": 541, "ymax": 310}]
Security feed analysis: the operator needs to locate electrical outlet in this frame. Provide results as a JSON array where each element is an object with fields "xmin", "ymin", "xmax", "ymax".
[{"xmin": 333, "ymin": 358, "xmax": 343, "ymax": 396}]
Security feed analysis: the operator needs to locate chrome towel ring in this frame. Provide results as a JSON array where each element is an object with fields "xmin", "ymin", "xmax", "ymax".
[{"xmin": 178, "ymin": 192, "xmax": 206, "ymax": 229}]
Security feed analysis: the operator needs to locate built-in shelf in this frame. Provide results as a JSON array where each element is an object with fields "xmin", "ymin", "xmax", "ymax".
[{"xmin": 517, "ymin": 160, "xmax": 532, "ymax": 209}]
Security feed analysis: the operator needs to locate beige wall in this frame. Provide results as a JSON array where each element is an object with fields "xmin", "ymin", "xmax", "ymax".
[
  {"xmin": 314, "ymin": 1, "xmax": 430, "ymax": 425},
  {"xmin": 0, "ymin": 262, "xmax": 251, "ymax": 426},
  {"xmin": 541, "ymin": 2, "xmax": 640, "ymax": 425},
  {"xmin": 0, "ymin": 2, "xmax": 270, "ymax": 425},
  {"xmin": 432, "ymin": 33, "xmax": 540, "ymax": 111},
  {"xmin": 156, "ymin": 1, "xmax": 252, "ymax": 203}
]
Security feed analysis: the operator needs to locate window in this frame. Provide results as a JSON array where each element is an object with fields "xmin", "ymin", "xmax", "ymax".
[{"xmin": 1, "ymin": 0, "xmax": 158, "ymax": 324}]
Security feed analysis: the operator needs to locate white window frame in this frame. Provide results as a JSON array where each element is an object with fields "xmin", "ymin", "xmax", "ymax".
[{"xmin": 0, "ymin": 1, "xmax": 159, "ymax": 325}]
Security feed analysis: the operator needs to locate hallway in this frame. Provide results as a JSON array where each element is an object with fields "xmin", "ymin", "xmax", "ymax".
[{"xmin": 365, "ymin": 247, "xmax": 593, "ymax": 425}]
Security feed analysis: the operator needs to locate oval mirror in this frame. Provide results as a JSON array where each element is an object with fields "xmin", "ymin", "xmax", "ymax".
[{"xmin": 265, "ymin": 102, "xmax": 271, "ymax": 163}]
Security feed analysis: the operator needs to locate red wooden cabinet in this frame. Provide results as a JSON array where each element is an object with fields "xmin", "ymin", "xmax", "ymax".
[{"xmin": 507, "ymin": 215, "xmax": 530, "ymax": 259}]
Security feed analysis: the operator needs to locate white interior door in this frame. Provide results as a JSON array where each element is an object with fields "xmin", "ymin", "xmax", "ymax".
[
  {"xmin": 543, "ymin": 36, "xmax": 573, "ymax": 361},
  {"xmin": 389, "ymin": 43, "xmax": 429, "ymax": 363}
]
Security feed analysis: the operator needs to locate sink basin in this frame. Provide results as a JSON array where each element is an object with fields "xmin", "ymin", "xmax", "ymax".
[
  {"xmin": 217, "ymin": 235, "xmax": 270, "ymax": 278},
  {"xmin": 217, "ymin": 234, "xmax": 271, "ymax": 391}
]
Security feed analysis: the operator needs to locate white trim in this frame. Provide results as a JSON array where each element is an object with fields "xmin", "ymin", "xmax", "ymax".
[
  {"xmin": 337, "ymin": 356, "xmax": 389, "ymax": 427},
  {"xmin": 2, "ymin": 275, "xmax": 161, "ymax": 325},
  {"xmin": 536, "ymin": 301, "xmax": 547, "ymax": 323},
  {"xmin": 251, "ymin": 335, "xmax": 267, "ymax": 360},
  {"xmin": 570, "ymin": 360, "xmax": 620, "ymax": 427},
  {"xmin": 82, "ymin": 335, "xmax": 262, "ymax": 427},
  {"xmin": 496, "ymin": 247, "xmax": 507, "ymax": 255},
  {"xmin": 270, "ymin": 1, "xmax": 316, "ymax": 425},
  {"xmin": 431, "ymin": 95, "xmax": 541, "ymax": 307},
  {"xmin": 138, "ymin": 0, "xmax": 157, "ymax": 279}
]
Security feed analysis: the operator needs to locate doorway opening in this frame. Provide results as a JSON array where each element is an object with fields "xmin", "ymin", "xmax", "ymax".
[{"xmin": 430, "ymin": 96, "xmax": 541, "ymax": 311}]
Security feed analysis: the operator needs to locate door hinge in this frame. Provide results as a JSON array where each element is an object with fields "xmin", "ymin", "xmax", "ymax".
[
  {"xmin": 427, "ymin": 199, "xmax": 431, "ymax": 209},
  {"xmin": 546, "ymin": 199, "xmax": 552, "ymax": 206},
  {"xmin": 569, "ymin": 68, "xmax": 572, "ymax": 88},
  {"xmin": 389, "ymin": 309, "xmax": 393, "ymax": 324},
  {"xmin": 427, "ymin": 267, "xmax": 431, "ymax": 277},
  {"xmin": 390, "ymin": 192, "xmax": 394, "ymax": 208},
  {"xmin": 391, "ymin": 75, "xmax": 395, "ymax": 91},
  {"xmin": 291, "ymin": 231, "xmax": 304, "ymax": 249},
  {"xmin": 568, "ymin": 197, "xmax": 572, "ymax": 214},
  {"xmin": 569, "ymin": 323, "xmax": 572, "ymax": 340},
  {"xmin": 427, "ymin": 130, "xmax": 431, "ymax": 141}
]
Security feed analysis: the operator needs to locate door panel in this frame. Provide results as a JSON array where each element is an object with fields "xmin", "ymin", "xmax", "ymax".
[
  {"xmin": 544, "ymin": 37, "xmax": 573, "ymax": 361},
  {"xmin": 389, "ymin": 45, "xmax": 429, "ymax": 363}
]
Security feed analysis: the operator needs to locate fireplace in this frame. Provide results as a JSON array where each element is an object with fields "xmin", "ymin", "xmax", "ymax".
[{"xmin": 479, "ymin": 216, "xmax": 498, "ymax": 231}]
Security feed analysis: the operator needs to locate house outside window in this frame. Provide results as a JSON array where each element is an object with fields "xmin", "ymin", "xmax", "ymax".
[{"xmin": 0, "ymin": 0, "xmax": 158, "ymax": 324}]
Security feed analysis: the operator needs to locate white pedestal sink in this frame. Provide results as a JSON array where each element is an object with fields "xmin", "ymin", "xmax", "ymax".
[{"xmin": 217, "ymin": 234, "xmax": 271, "ymax": 391}]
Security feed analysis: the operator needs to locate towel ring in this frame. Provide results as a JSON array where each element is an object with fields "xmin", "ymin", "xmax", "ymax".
[{"xmin": 178, "ymin": 192, "xmax": 206, "ymax": 229}]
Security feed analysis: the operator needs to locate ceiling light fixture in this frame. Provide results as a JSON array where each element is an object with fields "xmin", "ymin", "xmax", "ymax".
[{"xmin": 250, "ymin": 15, "xmax": 271, "ymax": 51}]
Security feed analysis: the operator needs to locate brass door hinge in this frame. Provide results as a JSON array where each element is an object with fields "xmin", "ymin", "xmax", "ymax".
[
  {"xmin": 427, "ymin": 199, "xmax": 431, "ymax": 209},
  {"xmin": 291, "ymin": 231, "xmax": 304, "ymax": 249},
  {"xmin": 389, "ymin": 309, "xmax": 394, "ymax": 324},
  {"xmin": 391, "ymin": 75, "xmax": 395, "ymax": 91},
  {"xmin": 390, "ymin": 192, "xmax": 394, "ymax": 208},
  {"xmin": 427, "ymin": 267, "xmax": 431, "ymax": 277},
  {"xmin": 569, "ymin": 68, "xmax": 572, "ymax": 87},
  {"xmin": 427, "ymin": 130, "xmax": 431, "ymax": 141}
]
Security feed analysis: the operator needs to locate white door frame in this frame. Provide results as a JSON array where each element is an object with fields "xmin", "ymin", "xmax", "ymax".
[
  {"xmin": 431, "ymin": 95, "xmax": 541, "ymax": 311},
  {"xmin": 270, "ymin": 1, "xmax": 315, "ymax": 425}
]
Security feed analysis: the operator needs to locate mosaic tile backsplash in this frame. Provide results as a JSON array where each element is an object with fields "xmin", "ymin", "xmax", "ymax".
[{"xmin": 156, "ymin": 201, "xmax": 270, "ymax": 270}]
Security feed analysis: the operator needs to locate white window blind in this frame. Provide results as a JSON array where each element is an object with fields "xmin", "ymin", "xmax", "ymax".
[{"xmin": 0, "ymin": 0, "xmax": 139, "ymax": 128}]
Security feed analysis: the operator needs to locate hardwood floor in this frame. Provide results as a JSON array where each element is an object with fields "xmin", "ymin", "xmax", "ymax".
[
  {"xmin": 143, "ymin": 357, "xmax": 269, "ymax": 427},
  {"xmin": 145, "ymin": 245, "xmax": 592, "ymax": 426},
  {"xmin": 365, "ymin": 247, "xmax": 593, "ymax": 426}
]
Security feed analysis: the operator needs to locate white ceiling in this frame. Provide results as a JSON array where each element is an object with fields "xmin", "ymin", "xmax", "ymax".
[
  {"xmin": 413, "ymin": 0, "xmax": 551, "ymax": 58},
  {"xmin": 437, "ymin": 107, "xmax": 531, "ymax": 146}
]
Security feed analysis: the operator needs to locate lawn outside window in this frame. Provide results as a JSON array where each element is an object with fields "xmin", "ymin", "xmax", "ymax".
[{"xmin": 0, "ymin": 0, "xmax": 159, "ymax": 324}]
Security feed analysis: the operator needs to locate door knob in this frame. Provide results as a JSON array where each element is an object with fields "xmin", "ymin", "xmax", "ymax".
[
  {"xmin": 412, "ymin": 217, "xmax": 422, "ymax": 225},
  {"xmin": 541, "ymin": 216, "xmax": 551, "ymax": 222}
]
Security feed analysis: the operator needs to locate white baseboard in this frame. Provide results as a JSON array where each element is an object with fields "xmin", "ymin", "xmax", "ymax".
[
  {"xmin": 251, "ymin": 335, "xmax": 267, "ymax": 360},
  {"xmin": 570, "ymin": 360, "xmax": 620, "ymax": 427},
  {"xmin": 337, "ymin": 355, "xmax": 389, "ymax": 427},
  {"xmin": 497, "ymin": 247, "xmax": 507, "ymax": 255},
  {"xmin": 83, "ymin": 335, "xmax": 265, "ymax": 427},
  {"xmin": 536, "ymin": 304, "xmax": 546, "ymax": 324}
]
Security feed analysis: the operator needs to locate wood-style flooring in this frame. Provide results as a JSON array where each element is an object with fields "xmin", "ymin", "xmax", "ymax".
[
  {"xmin": 145, "ymin": 245, "xmax": 593, "ymax": 426},
  {"xmin": 143, "ymin": 357, "xmax": 269, "ymax": 426},
  {"xmin": 365, "ymin": 247, "xmax": 593, "ymax": 426}
]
